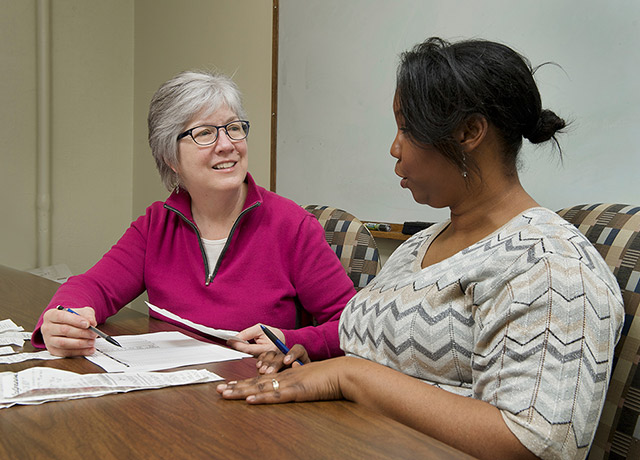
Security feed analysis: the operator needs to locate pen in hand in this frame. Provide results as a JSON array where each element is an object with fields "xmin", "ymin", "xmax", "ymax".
[
  {"xmin": 260, "ymin": 324, "xmax": 304, "ymax": 366},
  {"xmin": 56, "ymin": 305, "xmax": 122, "ymax": 347}
]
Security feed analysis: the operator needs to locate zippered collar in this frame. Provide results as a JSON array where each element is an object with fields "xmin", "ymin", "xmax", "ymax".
[
  {"xmin": 163, "ymin": 172, "xmax": 264, "ymax": 221},
  {"xmin": 163, "ymin": 173, "xmax": 263, "ymax": 284}
]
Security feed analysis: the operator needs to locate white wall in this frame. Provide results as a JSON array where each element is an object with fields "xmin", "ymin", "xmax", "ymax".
[{"xmin": 276, "ymin": 0, "xmax": 640, "ymax": 224}]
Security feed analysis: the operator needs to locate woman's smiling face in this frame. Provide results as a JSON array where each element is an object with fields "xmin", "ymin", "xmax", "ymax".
[{"xmin": 174, "ymin": 105, "xmax": 248, "ymax": 197}]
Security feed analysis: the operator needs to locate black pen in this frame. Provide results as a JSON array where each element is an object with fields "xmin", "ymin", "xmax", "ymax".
[
  {"xmin": 260, "ymin": 324, "xmax": 304, "ymax": 365},
  {"xmin": 57, "ymin": 305, "xmax": 122, "ymax": 347}
]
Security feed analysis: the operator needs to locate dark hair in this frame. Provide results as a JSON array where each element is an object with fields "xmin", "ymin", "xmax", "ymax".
[{"xmin": 395, "ymin": 37, "xmax": 566, "ymax": 176}]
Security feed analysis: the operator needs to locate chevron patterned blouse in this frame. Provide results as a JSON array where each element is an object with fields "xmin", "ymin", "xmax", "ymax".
[{"xmin": 339, "ymin": 207, "xmax": 624, "ymax": 460}]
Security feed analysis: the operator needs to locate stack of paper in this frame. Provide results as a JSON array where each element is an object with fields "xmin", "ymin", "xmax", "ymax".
[
  {"xmin": 27, "ymin": 263, "xmax": 73, "ymax": 283},
  {"xmin": 0, "ymin": 320, "xmax": 251, "ymax": 408},
  {"xmin": 87, "ymin": 331, "xmax": 251, "ymax": 372},
  {"xmin": 0, "ymin": 319, "xmax": 31, "ymax": 346},
  {"xmin": 0, "ymin": 319, "xmax": 60, "ymax": 365},
  {"xmin": 0, "ymin": 367, "xmax": 221, "ymax": 409}
]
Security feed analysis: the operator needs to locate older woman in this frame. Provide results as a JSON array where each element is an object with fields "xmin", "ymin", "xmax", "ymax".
[
  {"xmin": 33, "ymin": 70, "xmax": 356, "ymax": 362},
  {"xmin": 217, "ymin": 38, "xmax": 624, "ymax": 460}
]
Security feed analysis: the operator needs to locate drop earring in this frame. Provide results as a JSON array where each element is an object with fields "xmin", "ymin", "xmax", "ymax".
[{"xmin": 461, "ymin": 154, "xmax": 468, "ymax": 178}]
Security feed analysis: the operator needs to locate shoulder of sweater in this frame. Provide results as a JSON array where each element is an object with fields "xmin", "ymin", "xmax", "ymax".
[
  {"xmin": 255, "ymin": 189, "xmax": 314, "ymax": 221},
  {"xmin": 132, "ymin": 199, "xmax": 172, "ymax": 223},
  {"xmin": 491, "ymin": 209, "xmax": 619, "ymax": 292},
  {"xmin": 510, "ymin": 208, "xmax": 596, "ymax": 253}
]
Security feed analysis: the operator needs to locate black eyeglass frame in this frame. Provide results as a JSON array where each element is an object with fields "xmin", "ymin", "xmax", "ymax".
[{"xmin": 176, "ymin": 120, "xmax": 250, "ymax": 145}]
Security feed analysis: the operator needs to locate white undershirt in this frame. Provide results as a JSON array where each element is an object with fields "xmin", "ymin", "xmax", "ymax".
[{"xmin": 201, "ymin": 237, "xmax": 227, "ymax": 275}]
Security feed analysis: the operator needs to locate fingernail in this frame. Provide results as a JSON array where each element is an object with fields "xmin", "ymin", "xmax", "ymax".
[
  {"xmin": 247, "ymin": 395, "xmax": 256, "ymax": 403},
  {"xmin": 256, "ymin": 360, "xmax": 262, "ymax": 368},
  {"xmin": 266, "ymin": 367, "xmax": 275, "ymax": 374}
]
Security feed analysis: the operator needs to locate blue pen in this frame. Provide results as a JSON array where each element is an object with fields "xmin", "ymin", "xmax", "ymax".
[
  {"xmin": 57, "ymin": 305, "xmax": 122, "ymax": 347},
  {"xmin": 260, "ymin": 324, "xmax": 304, "ymax": 366}
]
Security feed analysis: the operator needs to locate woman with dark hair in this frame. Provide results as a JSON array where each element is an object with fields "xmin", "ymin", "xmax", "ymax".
[
  {"xmin": 32, "ymin": 70, "xmax": 356, "ymax": 363},
  {"xmin": 217, "ymin": 38, "xmax": 624, "ymax": 460}
]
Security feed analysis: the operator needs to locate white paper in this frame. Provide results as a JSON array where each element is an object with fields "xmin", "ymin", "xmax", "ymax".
[
  {"xmin": 0, "ymin": 346, "xmax": 15, "ymax": 356},
  {"xmin": 86, "ymin": 331, "xmax": 250, "ymax": 373},
  {"xmin": 0, "ymin": 333, "xmax": 28, "ymax": 347},
  {"xmin": 0, "ymin": 350, "xmax": 61, "ymax": 364},
  {"xmin": 145, "ymin": 301, "xmax": 248, "ymax": 342},
  {"xmin": 0, "ymin": 319, "xmax": 23, "ymax": 333},
  {"xmin": 0, "ymin": 367, "xmax": 221, "ymax": 409},
  {"xmin": 27, "ymin": 264, "xmax": 73, "ymax": 283},
  {"xmin": 0, "ymin": 320, "xmax": 31, "ymax": 347}
]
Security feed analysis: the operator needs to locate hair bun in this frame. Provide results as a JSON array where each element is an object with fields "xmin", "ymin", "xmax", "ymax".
[{"xmin": 525, "ymin": 109, "xmax": 566, "ymax": 144}]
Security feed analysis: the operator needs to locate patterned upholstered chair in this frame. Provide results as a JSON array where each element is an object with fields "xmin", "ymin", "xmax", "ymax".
[
  {"xmin": 303, "ymin": 205, "xmax": 382, "ymax": 291},
  {"xmin": 557, "ymin": 204, "xmax": 640, "ymax": 459}
]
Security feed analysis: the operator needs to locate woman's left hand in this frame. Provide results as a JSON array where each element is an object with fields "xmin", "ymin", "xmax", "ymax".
[
  {"xmin": 226, "ymin": 323, "xmax": 281, "ymax": 356},
  {"xmin": 255, "ymin": 344, "xmax": 310, "ymax": 374},
  {"xmin": 227, "ymin": 324, "xmax": 311, "ymax": 373},
  {"xmin": 216, "ymin": 357, "xmax": 345, "ymax": 404}
]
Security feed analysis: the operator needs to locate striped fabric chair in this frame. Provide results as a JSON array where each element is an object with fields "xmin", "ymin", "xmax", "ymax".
[
  {"xmin": 303, "ymin": 205, "xmax": 381, "ymax": 291},
  {"xmin": 557, "ymin": 203, "xmax": 640, "ymax": 459}
]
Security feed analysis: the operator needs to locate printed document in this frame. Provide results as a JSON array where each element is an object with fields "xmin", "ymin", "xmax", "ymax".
[
  {"xmin": 0, "ymin": 367, "xmax": 221, "ymax": 409},
  {"xmin": 0, "ymin": 319, "xmax": 30, "ymax": 347},
  {"xmin": 87, "ymin": 331, "xmax": 251, "ymax": 372},
  {"xmin": 0, "ymin": 319, "xmax": 23, "ymax": 333},
  {"xmin": 0, "ymin": 350, "xmax": 61, "ymax": 364},
  {"xmin": 0, "ymin": 318, "xmax": 62, "ymax": 364}
]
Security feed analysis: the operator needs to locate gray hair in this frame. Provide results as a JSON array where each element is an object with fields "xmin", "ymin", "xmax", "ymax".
[{"xmin": 148, "ymin": 70, "xmax": 247, "ymax": 191}]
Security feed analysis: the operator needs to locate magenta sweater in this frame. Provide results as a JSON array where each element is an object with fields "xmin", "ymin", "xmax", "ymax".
[{"xmin": 32, "ymin": 174, "xmax": 356, "ymax": 359}]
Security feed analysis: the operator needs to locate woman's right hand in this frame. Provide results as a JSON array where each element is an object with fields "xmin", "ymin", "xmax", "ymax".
[
  {"xmin": 255, "ymin": 343, "xmax": 311, "ymax": 374},
  {"xmin": 40, "ymin": 306, "xmax": 99, "ymax": 357},
  {"xmin": 217, "ymin": 356, "xmax": 347, "ymax": 404}
]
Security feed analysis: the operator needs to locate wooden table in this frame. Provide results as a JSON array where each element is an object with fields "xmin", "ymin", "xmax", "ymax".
[{"xmin": 0, "ymin": 265, "xmax": 474, "ymax": 459}]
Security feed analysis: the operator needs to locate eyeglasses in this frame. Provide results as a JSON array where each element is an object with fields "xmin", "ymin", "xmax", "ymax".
[{"xmin": 177, "ymin": 120, "xmax": 250, "ymax": 146}]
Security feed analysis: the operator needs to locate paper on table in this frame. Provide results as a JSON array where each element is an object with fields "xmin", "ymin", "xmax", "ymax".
[
  {"xmin": 0, "ymin": 319, "xmax": 24, "ymax": 333},
  {"xmin": 0, "ymin": 319, "xmax": 28, "ymax": 347},
  {"xmin": 145, "ymin": 301, "xmax": 248, "ymax": 342},
  {"xmin": 0, "ymin": 346, "xmax": 15, "ymax": 356},
  {"xmin": 26, "ymin": 263, "xmax": 73, "ymax": 283},
  {"xmin": 0, "ymin": 332, "xmax": 31, "ymax": 347},
  {"xmin": 0, "ymin": 319, "xmax": 39, "ymax": 357},
  {"xmin": 0, "ymin": 367, "xmax": 221, "ymax": 409},
  {"xmin": 0, "ymin": 350, "xmax": 61, "ymax": 364},
  {"xmin": 86, "ymin": 331, "xmax": 250, "ymax": 373}
]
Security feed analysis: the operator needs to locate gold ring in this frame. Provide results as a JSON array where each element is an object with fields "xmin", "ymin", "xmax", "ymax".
[{"xmin": 271, "ymin": 379, "xmax": 280, "ymax": 391}]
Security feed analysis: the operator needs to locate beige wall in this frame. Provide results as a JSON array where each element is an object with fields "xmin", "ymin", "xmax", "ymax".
[
  {"xmin": 1, "ymin": 0, "xmax": 134, "ymax": 275},
  {"xmin": 1, "ymin": 1, "xmax": 38, "ymax": 269},
  {"xmin": 132, "ymin": 0, "xmax": 273, "ymax": 217},
  {"xmin": 51, "ymin": 0, "xmax": 135, "ymax": 276},
  {"xmin": 1, "ymin": 1, "xmax": 273, "ymax": 284}
]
